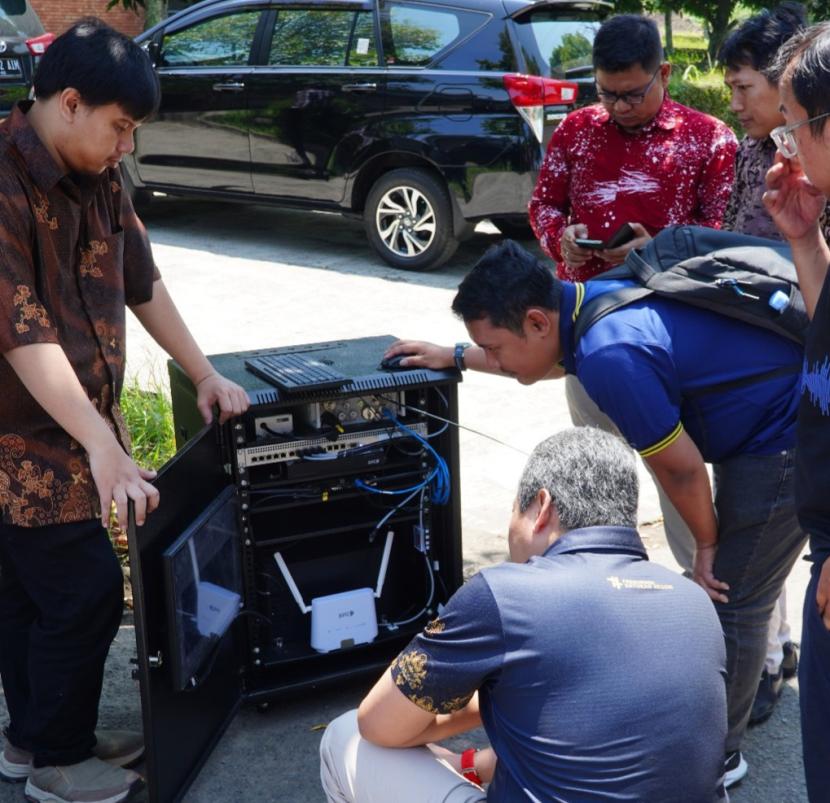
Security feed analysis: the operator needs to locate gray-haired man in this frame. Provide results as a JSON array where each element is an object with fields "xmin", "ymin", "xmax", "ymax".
[{"xmin": 320, "ymin": 428, "xmax": 728, "ymax": 803}]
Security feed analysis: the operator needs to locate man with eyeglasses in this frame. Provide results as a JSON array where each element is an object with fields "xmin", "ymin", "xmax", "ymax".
[
  {"xmin": 717, "ymin": 2, "xmax": 830, "ymax": 736},
  {"xmin": 763, "ymin": 22, "xmax": 830, "ymax": 802},
  {"xmin": 528, "ymin": 14, "xmax": 737, "ymax": 284}
]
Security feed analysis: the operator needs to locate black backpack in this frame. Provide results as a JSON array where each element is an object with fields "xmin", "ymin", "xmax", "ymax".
[{"xmin": 574, "ymin": 225, "xmax": 809, "ymax": 346}]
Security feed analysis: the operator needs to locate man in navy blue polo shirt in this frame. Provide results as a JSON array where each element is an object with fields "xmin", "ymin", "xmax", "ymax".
[
  {"xmin": 320, "ymin": 428, "xmax": 727, "ymax": 802},
  {"xmin": 384, "ymin": 239, "xmax": 806, "ymax": 787}
]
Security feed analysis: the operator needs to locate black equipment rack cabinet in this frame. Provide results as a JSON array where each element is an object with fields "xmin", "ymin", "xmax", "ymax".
[{"xmin": 128, "ymin": 336, "xmax": 463, "ymax": 803}]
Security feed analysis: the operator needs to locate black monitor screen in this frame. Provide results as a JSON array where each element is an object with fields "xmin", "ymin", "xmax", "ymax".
[{"xmin": 162, "ymin": 485, "xmax": 241, "ymax": 691}]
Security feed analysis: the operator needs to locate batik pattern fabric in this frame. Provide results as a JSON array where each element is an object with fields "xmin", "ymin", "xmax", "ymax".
[
  {"xmin": 723, "ymin": 134, "xmax": 830, "ymax": 241},
  {"xmin": 528, "ymin": 96, "xmax": 737, "ymax": 281},
  {"xmin": 390, "ymin": 573, "xmax": 502, "ymax": 715},
  {"xmin": 0, "ymin": 102, "xmax": 160, "ymax": 526}
]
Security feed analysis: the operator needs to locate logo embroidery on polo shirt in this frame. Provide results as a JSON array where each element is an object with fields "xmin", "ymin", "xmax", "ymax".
[{"xmin": 607, "ymin": 575, "xmax": 674, "ymax": 591}]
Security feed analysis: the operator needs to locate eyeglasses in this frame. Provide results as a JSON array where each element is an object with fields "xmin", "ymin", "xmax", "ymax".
[
  {"xmin": 595, "ymin": 69, "xmax": 661, "ymax": 107},
  {"xmin": 771, "ymin": 112, "xmax": 830, "ymax": 158}
]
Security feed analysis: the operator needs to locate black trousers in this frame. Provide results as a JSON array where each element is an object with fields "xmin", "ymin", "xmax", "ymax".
[{"xmin": 0, "ymin": 519, "xmax": 124, "ymax": 767}]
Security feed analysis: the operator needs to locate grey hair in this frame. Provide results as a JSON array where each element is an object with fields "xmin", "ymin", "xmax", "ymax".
[{"xmin": 517, "ymin": 427, "xmax": 638, "ymax": 530}]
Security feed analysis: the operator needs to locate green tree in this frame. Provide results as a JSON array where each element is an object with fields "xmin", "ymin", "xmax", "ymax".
[
  {"xmin": 685, "ymin": 0, "xmax": 745, "ymax": 63},
  {"xmin": 107, "ymin": 0, "xmax": 166, "ymax": 29}
]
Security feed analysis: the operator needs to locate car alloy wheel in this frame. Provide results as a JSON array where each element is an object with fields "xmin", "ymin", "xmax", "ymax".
[
  {"xmin": 364, "ymin": 168, "xmax": 458, "ymax": 271},
  {"xmin": 375, "ymin": 185, "xmax": 436, "ymax": 257}
]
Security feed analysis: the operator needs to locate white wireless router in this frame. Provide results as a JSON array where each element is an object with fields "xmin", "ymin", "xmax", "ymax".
[
  {"xmin": 188, "ymin": 539, "xmax": 240, "ymax": 638},
  {"xmin": 274, "ymin": 530, "xmax": 394, "ymax": 653}
]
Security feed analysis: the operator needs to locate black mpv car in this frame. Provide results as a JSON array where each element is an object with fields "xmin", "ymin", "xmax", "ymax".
[
  {"xmin": 0, "ymin": 0, "xmax": 52, "ymax": 117},
  {"xmin": 128, "ymin": 0, "xmax": 609, "ymax": 270}
]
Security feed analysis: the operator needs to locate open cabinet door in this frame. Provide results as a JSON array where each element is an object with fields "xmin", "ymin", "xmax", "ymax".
[{"xmin": 128, "ymin": 425, "xmax": 243, "ymax": 803}]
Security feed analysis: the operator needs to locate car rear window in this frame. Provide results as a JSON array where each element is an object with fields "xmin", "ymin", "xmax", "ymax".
[
  {"xmin": 0, "ymin": 0, "xmax": 43, "ymax": 37},
  {"xmin": 384, "ymin": 1, "xmax": 489, "ymax": 67},
  {"xmin": 513, "ymin": 13, "xmax": 600, "ymax": 80}
]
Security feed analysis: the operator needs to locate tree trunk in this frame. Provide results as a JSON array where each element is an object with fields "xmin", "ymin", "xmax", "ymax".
[
  {"xmin": 664, "ymin": 8, "xmax": 673, "ymax": 56},
  {"xmin": 707, "ymin": 0, "xmax": 733, "ymax": 64}
]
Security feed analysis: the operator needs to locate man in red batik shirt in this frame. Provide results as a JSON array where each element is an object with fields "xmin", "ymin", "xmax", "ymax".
[{"xmin": 529, "ymin": 14, "xmax": 737, "ymax": 283}]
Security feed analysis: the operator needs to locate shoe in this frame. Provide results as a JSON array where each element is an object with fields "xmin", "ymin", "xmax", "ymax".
[
  {"xmin": 24, "ymin": 757, "xmax": 142, "ymax": 803},
  {"xmin": 723, "ymin": 751, "xmax": 748, "ymax": 789},
  {"xmin": 781, "ymin": 641, "xmax": 799, "ymax": 679},
  {"xmin": 89, "ymin": 731, "xmax": 144, "ymax": 769},
  {"xmin": 748, "ymin": 666, "xmax": 784, "ymax": 726},
  {"xmin": 1, "ymin": 730, "xmax": 143, "ymax": 783},
  {"xmin": 0, "ymin": 740, "xmax": 33, "ymax": 783}
]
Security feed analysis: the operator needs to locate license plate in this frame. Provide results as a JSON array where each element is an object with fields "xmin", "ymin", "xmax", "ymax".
[{"xmin": 0, "ymin": 58, "xmax": 22, "ymax": 77}]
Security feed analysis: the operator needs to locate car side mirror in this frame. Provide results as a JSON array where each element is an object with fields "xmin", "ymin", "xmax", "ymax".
[{"xmin": 142, "ymin": 38, "xmax": 162, "ymax": 68}]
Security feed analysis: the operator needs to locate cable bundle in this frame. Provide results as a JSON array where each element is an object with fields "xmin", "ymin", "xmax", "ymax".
[{"xmin": 354, "ymin": 408, "xmax": 450, "ymax": 504}]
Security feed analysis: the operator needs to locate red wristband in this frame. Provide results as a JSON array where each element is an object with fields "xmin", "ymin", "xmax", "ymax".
[{"xmin": 460, "ymin": 748, "xmax": 483, "ymax": 787}]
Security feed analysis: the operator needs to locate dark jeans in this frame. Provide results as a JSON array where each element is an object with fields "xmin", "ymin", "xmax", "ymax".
[
  {"xmin": 712, "ymin": 449, "xmax": 806, "ymax": 753},
  {"xmin": 0, "ymin": 519, "xmax": 124, "ymax": 767},
  {"xmin": 800, "ymin": 552, "xmax": 830, "ymax": 802}
]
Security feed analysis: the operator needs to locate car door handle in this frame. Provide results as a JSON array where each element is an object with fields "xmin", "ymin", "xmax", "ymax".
[
  {"xmin": 342, "ymin": 82, "xmax": 377, "ymax": 93},
  {"xmin": 212, "ymin": 81, "xmax": 245, "ymax": 92}
]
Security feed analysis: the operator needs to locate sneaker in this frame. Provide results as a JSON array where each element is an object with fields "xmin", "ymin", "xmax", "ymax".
[
  {"xmin": 24, "ymin": 757, "xmax": 142, "ymax": 803},
  {"xmin": 723, "ymin": 751, "xmax": 748, "ymax": 789},
  {"xmin": 0, "ymin": 741, "xmax": 33, "ymax": 783},
  {"xmin": 748, "ymin": 666, "xmax": 784, "ymax": 726},
  {"xmin": 781, "ymin": 641, "xmax": 799, "ymax": 679},
  {"xmin": 89, "ymin": 731, "xmax": 144, "ymax": 769},
  {"xmin": 1, "ymin": 731, "xmax": 143, "ymax": 784}
]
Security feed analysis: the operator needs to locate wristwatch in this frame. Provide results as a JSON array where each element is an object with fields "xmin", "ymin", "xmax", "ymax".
[{"xmin": 454, "ymin": 342, "xmax": 471, "ymax": 372}]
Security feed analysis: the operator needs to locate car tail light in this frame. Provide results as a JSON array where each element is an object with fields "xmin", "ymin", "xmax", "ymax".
[
  {"xmin": 26, "ymin": 33, "xmax": 55, "ymax": 56},
  {"xmin": 503, "ymin": 73, "xmax": 579, "ymax": 143}
]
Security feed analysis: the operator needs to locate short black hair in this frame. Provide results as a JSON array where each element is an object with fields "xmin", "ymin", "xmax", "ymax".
[
  {"xmin": 768, "ymin": 21, "xmax": 830, "ymax": 136},
  {"xmin": 718, "ymin": 3, "xmax": 806, "ymax": 75},
  {"xmin": 592, "ymin": 15, "xmax": 663, "ymax": 74},
  {"xmin": 451, "ymin": 240, "xmax": 562, "ymax": 334},
  {"xmin": 33, "ymin": 17, "xmax": 159, "ymax": 120}
]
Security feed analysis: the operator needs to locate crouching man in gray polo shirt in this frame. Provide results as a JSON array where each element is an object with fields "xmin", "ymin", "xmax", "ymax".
[{"xmin": 320, "ymin": 427, "xmax": 728, "ymax": 803}]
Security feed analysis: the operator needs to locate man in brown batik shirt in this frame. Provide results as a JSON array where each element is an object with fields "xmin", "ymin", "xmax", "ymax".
[{"xmin": 0, "ymin": 19, "xmax": 248, "ymax": 803}]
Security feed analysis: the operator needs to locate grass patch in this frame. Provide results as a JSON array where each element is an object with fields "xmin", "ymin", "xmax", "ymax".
[
  {"xmin": 111, "ymin": 377, "xmax": 177, "ymax": 599},
  {"xmin": 669, "ymin": 65, "xmax": 742, "ymax": 136},
  {"xmin": 671, "ymin": 32, "xmax": 707, "ymax": 50},
  {"xmin": 120, "ymin": 377, "xmax": 176, "ymax": 471}
]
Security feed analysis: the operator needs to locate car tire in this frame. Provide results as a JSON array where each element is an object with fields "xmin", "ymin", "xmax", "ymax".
[
  {"xmin": 364, "ymin": 168, "xmax": 458, "ymax": 271},
  {"xmin": 491, "ymin": 217, "xmax": 535, "ymax": 240}
]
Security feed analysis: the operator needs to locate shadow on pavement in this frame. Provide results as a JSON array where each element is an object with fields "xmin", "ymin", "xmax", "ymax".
[{"xmin": 139, "ymin": 196, "xmax": 545, "ymax": 290}]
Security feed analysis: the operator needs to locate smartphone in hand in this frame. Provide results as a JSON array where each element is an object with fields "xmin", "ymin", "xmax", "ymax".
[
  {"xmin": 574, "ymin": 223, "xmax": 636, "ymax": 250},
  {"xmin": 573, "ymin": 238, "xmax": 605, "ymax": 249}
]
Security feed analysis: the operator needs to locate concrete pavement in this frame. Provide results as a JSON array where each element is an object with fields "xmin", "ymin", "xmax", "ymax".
[{"xmin": 0, "ymin": 198, "xmax": 809, "ymax": 801}]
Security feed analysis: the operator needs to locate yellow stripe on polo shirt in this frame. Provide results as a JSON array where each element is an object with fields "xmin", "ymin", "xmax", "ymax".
[
  {"xmin": 639, "ymin": 422, "xmax": 684, "ymax": 458},
  {"xmin": 572, "ymin": 282, "xmax": 585, "ymax": 322}
]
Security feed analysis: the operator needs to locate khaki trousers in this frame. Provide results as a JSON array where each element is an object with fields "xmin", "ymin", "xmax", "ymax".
[{"xmin": 320, "ymin": 711, "xmax": 486, "ymax": 803}]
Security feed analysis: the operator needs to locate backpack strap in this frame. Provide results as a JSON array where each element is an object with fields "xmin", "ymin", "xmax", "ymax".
[
  {"xmin": 623, "ymin": 249, "xmax": 658, "ymax": 284},
  {"xmin": 573, "ymin": 285, "xmax": 654, "ymax": 343},
  {"xmin": 682, "ymin": 363, "xmax": 802, "ymax": 399}
]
